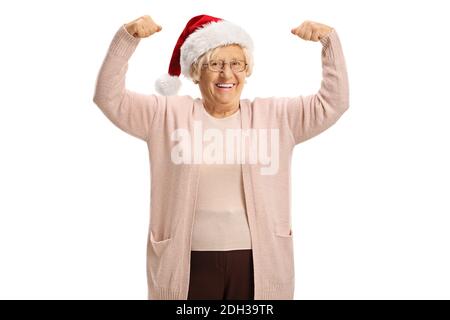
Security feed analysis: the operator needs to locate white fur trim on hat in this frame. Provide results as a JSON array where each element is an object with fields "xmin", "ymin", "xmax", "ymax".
[
  {"xmin": 180, "ymin": 20, "xmax": 254, "ymax": 79},
  {"xmin": 155, "ymin": 73, "xmax": 182, "ymax": 96}
]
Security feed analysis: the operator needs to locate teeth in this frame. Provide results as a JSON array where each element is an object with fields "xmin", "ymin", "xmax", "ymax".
[{"xmin": 216, "ymin": 83, "xmax": 234, "ymax": 88}]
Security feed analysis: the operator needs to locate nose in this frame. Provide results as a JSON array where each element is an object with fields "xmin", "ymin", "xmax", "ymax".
[{"xmin": 219, "ymin": 63, "xmax": 234, "ymax": 78}]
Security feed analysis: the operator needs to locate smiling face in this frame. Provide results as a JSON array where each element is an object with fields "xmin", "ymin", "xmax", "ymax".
[{"xmin": 197, "ymin": 45, "xmax": 247, "ymax": 112}]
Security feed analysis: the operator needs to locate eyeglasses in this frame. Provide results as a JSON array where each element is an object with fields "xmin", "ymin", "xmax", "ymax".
[{"xmin": 202, "ymin": 59, "xmax": 248, "ymax": 73}]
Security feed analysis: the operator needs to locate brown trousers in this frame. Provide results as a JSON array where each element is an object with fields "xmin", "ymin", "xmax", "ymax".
[{"xmin": 187, "ymin": 249, "xmax": 254, "ymax": 300}]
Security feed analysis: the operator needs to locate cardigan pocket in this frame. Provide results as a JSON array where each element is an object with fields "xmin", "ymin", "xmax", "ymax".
[
  {"xmin": 148, "ymin": 231, "xmax": 176, "ymax": 288},
  {"xmin": 274, "ymin": 228, "xmax": 293, "ymax": 238},
  {"xmin": 274, "ymin": 221, "xmax": 293, "ymax": 238},
  {"xmin": 149, "ymin": 231, "xmax": 173, "ymax": 257},
  {"xmin": 273, "ymin": 222, "xmax": 295, "ymax": 283}
]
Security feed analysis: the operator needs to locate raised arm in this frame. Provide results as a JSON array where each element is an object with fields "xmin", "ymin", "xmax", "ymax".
[
  {"xmin": 92, "ymin": 15, "xmax": 164, "ymax": 141},
  {"xmin": 283, "ymin": 21, "xmax": 349, "ymax": 145}
]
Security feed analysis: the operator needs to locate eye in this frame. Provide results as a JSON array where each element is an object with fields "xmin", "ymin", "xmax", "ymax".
[
  {"xmin": 231, "ymin": 61, "xmax": 242, "ymax": 67},
  {"xmin": 210, "ymin": 61, "xmax": 220, "ymax": 67}
]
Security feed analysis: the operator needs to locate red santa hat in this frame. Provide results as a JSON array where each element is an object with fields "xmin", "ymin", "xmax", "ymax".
[{"xmin": 155, "ymin": 14, "xmax": 254, "ymax": 96}]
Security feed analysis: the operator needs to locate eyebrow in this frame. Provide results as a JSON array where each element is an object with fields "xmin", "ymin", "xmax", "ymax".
[{"xmin": 210, "ymin": 57, "xmax": 245, "ymax": 61}]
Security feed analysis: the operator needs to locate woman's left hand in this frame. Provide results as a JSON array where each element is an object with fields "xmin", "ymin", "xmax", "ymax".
[{"xmin": 291, "ymin": 20, "xmax": 333, "ymax": 42}]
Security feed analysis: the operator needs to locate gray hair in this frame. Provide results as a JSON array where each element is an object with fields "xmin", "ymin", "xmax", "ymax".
[{"xmin": 189, "ymin": 44, "xmax": 253, "ymax": 84}]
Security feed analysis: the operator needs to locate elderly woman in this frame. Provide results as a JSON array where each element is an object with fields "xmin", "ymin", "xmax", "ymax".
[{"xmin": 93, "ymin": 14, "xmax": 349, "ymax": 300}]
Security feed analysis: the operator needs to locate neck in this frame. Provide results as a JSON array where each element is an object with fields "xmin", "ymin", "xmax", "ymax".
[{"xmin": 202, "ymin": 99, "xmax": 240, "ymax": 118}]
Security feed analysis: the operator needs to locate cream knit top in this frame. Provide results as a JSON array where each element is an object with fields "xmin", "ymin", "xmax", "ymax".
[{"xmin": 191, "ymin": 105, "xmax": 252, "ymax": 251}]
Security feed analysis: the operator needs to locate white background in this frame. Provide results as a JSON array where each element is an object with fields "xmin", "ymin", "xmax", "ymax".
[{"xmin": 0, "ymin": 0, "xmax": 449, "ymax": 299}]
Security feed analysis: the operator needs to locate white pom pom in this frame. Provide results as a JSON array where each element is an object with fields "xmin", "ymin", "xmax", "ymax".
[{"xmin": 155, "ymin": 74, "xmax": 182, "ymax": 96}]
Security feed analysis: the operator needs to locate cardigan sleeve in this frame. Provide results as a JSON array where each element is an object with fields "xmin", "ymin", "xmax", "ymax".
[
  {"xmin": 92, "ymin": 24, "xmax": 164, "ymax": 142},
  {"xmin": 282, "ymin": 28, "xmax": 350, "ymax": 145}
]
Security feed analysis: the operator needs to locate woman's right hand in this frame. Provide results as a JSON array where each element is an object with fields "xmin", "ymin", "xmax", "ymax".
[{"xmin": 125, "ymin": 15, "xmax": 162, "ymax": 38}]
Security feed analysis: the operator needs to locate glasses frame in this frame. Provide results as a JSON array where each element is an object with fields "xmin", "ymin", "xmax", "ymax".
[{"xmin": 202, "ymin": 59, "xmax": 248, "ymax": 73}]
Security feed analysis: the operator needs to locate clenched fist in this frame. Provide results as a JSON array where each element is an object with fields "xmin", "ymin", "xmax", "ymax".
[
  {"xmin": 291, "ymin": 20, "xmax": 333, "ymax": 42},
  {"xmin": 125, "ymin": 15, "xmax": 162, "ymax": 38}
]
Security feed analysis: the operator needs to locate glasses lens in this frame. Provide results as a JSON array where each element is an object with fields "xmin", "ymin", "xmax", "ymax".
[
  {"xmin": 209, "ymin": 60, "xmax": 223, "ymax": 72},
  {"xmin": 230, "ymin": 60, "xmax": 245, "ymax": 72}
]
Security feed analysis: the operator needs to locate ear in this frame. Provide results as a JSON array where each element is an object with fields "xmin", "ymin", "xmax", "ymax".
[{"xmin": 190, "ymin": 65, "xmax": 200, "ymax": 84}]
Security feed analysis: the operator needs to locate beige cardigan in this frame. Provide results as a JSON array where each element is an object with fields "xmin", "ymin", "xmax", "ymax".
[{"xmin": 93, "ymin": 24, "xmax": 349, "ymax": 299}]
